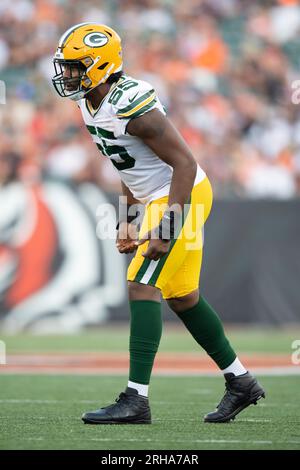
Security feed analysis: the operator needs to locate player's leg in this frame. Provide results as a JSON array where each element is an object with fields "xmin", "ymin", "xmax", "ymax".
[
  {"xmin": 163, "ymin": 178, "xmax": 265, "ymax": 422},
  {"xmin": 82, "ymin": 282, "xmax": 159, "ymax": 425},
  {"xmin": 82, "ymin": 196, "xmax": 168, "ymax": 425},
  {"xmin": 110, "ymin": 190, "xmax": 199, "ymax": 417},
  {"xmin": 165, "ymin": 250, "xmax": 239, "ymax": 373},
  {"xmin": 126, "ymin": 281, "xmax": 162, "ymax": 398},
  {"xmin": 167, "ymin": 289, "xmax": 265, "ymax": 422},
  {"xmin": 166, "ymin": 285, "xmax": 245, "ymax": 378},
  {"xmin": 82, "ymin": 281, "xmax": 159, "ymax": 425}
]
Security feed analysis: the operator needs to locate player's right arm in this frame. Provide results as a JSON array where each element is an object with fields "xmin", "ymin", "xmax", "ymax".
[
  {"xmin": 116, "ymin": 181, "xmax": 140, "ymax": 254},
  {"xmin": 121, "ymin": 181, "xmax": 139, "ymax": 206}
]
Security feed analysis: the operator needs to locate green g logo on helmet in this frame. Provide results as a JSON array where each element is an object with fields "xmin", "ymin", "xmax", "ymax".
[
  {"xmin": 83, "ymin": 32, "xmax": 108, "ymax": 48},
  {"xmin": 53, "ymin": 23, "xmax": 123, "ymax": 101}
]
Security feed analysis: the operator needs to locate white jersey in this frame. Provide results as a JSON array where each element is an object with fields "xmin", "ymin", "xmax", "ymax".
[{"xmin": 78, "ymin": 75, "xmax": 206, "ymax": 204}]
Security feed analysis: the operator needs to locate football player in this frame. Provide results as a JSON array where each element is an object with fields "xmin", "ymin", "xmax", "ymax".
[{"xmin": 52, "ymin": 23, "xmax": 265, "ymax": 424}]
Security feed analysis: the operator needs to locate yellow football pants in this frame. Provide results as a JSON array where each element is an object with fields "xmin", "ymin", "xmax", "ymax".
[{"xmin": 127, "ymin": 176, "xmax": 213, "ymax": 299}]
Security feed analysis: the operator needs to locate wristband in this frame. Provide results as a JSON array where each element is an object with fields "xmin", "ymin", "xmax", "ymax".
[{"xmin": 158, "ymin": 211, "xmax": 176, "ymax": 241}]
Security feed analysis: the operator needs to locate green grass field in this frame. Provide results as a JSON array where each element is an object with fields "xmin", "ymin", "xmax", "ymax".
[
  {"xmin": 2, "ymin": 325, "xmax": 299, "ymax": 353},
  {"xmin": 1, "ymin": 375, "xmax": 300, "ymax": 450},
  {"xmin": 1, "ymin": 327, "xmax": 300, "ymax": 450}
]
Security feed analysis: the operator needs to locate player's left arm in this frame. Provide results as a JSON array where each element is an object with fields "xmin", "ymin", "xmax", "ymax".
[{"xmin": 127, "ymin": 108, "xmax": 197, "ymax": 260}]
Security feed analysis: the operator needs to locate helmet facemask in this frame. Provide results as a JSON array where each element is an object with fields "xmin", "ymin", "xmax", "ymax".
[{"xmin": 52, "ymin": 59, "xmax": 92, "ymax": 101}]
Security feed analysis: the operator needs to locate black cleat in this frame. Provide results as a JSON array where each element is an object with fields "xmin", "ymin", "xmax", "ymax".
[
  {"xmin": 81, "ymin": 387, "xmax": 151, "ymax": 425},
  {"xmin": 204, "ymin": 372, "xmax": 265, "ymax": 423}
]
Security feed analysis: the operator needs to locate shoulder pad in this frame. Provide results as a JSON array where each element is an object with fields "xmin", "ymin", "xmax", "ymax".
[{"xmin": 109, "ymin": 78, "xmax": 157, "ymax": 120}]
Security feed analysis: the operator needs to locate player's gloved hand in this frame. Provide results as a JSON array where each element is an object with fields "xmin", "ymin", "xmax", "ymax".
[
  {"xmin": 116, "ymin": 221, "xmax": 138, "ymax": 254},
  {"xmin": 135, "ymin": 230, "xmax": 171, "ymax": 261}
]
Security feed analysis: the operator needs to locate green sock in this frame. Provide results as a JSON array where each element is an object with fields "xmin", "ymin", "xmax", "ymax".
[
  {"xmin": 129, "ymin": 300, "xmax": 162, "ymax": 385},
  {"xmin": 176, "ymin": 296, "xmax": 236, "ymax": 369}
]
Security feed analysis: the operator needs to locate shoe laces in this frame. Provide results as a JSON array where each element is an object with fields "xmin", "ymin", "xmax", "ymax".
[
  {"xmin": 115, "ymin": 392, "xmax": 130, "ymax": 404},
  {"xmin": 100, "ymin": 392, "xmax": 129, "ymax": 410},
  {"xmin": 217, "ymin": 383, "xmax": 240, "ymax": 408}
]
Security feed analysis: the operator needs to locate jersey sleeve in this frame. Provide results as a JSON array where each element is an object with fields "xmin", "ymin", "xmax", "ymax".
[{"xmin": 112, "ymin": 79, "xmax": 166, "ymax": 137}]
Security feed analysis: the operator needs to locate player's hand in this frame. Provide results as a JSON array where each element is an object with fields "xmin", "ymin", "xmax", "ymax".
[
  {"xmin": 116, "ymin": 222, "xmax": 138, "ymax": 254},
  {"xmin": 135, "ymin": 230, "xmax": 171, "ymax": 260}
]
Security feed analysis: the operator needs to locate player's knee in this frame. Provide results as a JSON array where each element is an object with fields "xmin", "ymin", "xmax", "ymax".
[
  {"xmin": 167, "ymin": 289, "xmax": 199, "ymax": 313},
  {"xmin": 128, "ymin": 281, "xmax": 161, "ymax": 302}
]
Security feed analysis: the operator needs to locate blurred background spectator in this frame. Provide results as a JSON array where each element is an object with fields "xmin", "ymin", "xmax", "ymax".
[{"xmin": 1, "ymin": 0, "xmax": 300, "ymax": 198}]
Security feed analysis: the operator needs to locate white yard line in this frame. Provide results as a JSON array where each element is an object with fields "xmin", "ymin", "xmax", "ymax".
[
  {"xmin": 0, "ymin": 366, "xmax": 299, "ymax": 375},
  {"xmin": 19, "ymin": 436, "xmax": 300, "ymax": 446},
  {"xmin": 0, "ymin": 399, "xmax": 109, "ymax": 404}
]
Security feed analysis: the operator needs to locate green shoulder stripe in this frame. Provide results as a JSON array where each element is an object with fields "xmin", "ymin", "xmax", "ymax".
[
  {"xmin": 118, "ymin": 98, "xmax": 157, "ymax": 120},
  {"xmin": 117, "ymin": 89, "xmax": 155, "ymax": 115}
]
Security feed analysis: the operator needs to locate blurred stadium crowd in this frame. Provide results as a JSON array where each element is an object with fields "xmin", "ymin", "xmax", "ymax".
[{"xmin": 1, "ymin": 0, "xmax": 300, "ymax": 198}]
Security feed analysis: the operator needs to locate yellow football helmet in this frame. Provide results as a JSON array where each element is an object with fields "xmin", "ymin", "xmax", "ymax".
[{"xmin": 52, "ymin": 23, "xmax": 123, "ymax": 101}]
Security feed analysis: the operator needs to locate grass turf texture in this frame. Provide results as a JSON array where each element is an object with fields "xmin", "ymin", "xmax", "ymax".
[
  {"xmin": 0, "ymin": 375, "xmax": 300, "ymax": 450},
  {"xmin": 1, "ymin": 328, "xmax": 300, "ymax": 450},
  {"xmin": 2, "ymin": 327, "xmax": 300, "ymax": 353}
]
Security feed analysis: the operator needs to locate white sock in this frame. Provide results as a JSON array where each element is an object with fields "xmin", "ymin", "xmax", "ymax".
[
  {"xmin": 222, "ymin": 357, "xmax": 247, "ymax": 377},
  {"xmin": 127, "ymin": 381, "xmax": 149, "ymax": 397}
]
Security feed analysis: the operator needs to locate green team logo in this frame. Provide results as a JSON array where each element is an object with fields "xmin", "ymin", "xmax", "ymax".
[{"xmin": 83, "ymin": 32, "xmax": 108, "ymax": 48}]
